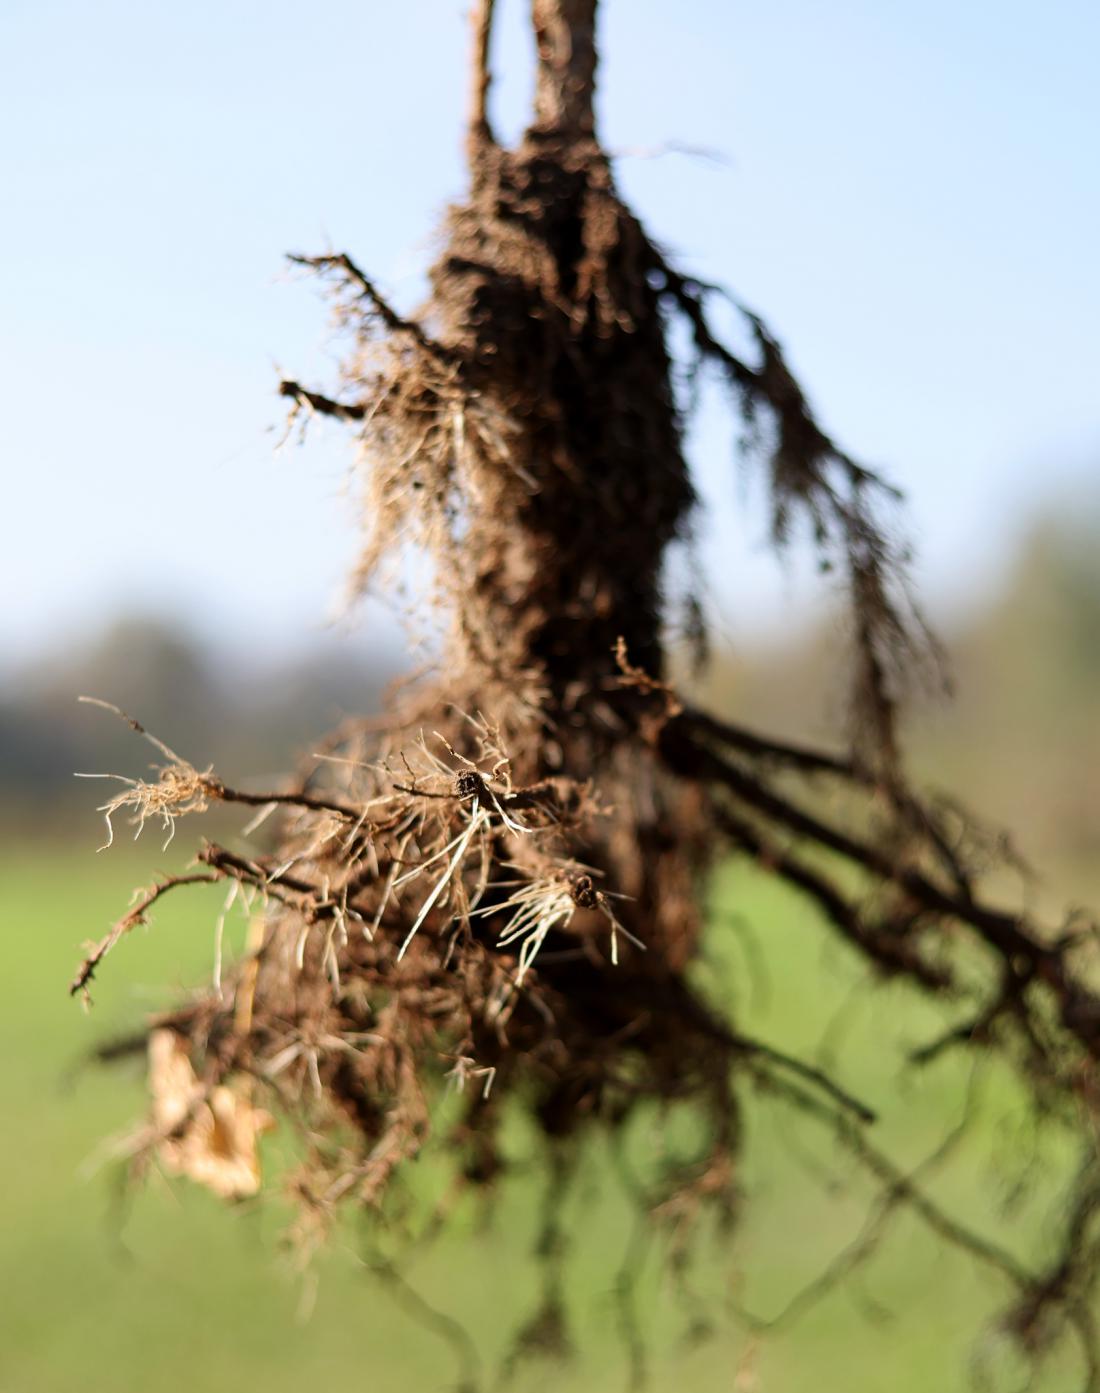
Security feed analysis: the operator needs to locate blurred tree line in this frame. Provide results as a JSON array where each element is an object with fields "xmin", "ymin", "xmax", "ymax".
[
  {"xmin": 3, "ymin": 514, "xmax": 1096, "ymax": 873},
  {"xmin": 0, "ymin": 617, "xmax": 393, "ymax": 832},
  {"xmin": 698, "ymin": 513, "xmax": 1100, "ymax": 886}
]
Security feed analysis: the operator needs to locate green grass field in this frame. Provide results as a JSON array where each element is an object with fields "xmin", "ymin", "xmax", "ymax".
[{"xmin": 0, "ymin": 844, "xmax": 1088, "ymax": 1392}]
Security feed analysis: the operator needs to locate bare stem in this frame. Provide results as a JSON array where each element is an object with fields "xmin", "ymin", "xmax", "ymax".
[
  {"xmin": 468, "ymin": 0, "xmax": 498, "ymax": 145},
  {"xmin": 530, "ymin": 0, "xmax": 599, "ymax": 139}
]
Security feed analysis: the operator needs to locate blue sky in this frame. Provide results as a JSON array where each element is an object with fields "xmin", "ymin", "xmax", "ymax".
[{"xmin": 2, "ymin": 0, "xmax": 1098, "ymax": 667}]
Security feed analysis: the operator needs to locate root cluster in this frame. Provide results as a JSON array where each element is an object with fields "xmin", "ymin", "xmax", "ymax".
[{"xmin": 76, "ymin": 3, "xmax": 1100, "ymax": 1385}]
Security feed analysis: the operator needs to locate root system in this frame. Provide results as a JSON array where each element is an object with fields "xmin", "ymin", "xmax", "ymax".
[{"xmin": 75, "ymin": 3, "xmax": 1100, "ymax": 1386}]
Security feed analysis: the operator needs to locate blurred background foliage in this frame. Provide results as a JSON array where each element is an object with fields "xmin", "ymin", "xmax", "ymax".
[
  {"xmin": 8, "ymin": 504, "xmax": 1096, "ymax": 880},
  {"xmin": 697, "ymin": 509, "xmax": 1100, "ymax": 896}
]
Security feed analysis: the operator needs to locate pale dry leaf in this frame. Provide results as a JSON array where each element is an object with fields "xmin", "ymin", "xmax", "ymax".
[{"xmin": 148, "ymin": 1029, "xmax": 275, "ymax": 1200}]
